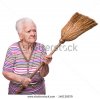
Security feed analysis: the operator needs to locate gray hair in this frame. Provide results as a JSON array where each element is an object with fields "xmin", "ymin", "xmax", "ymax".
[{"xmin": 16, "ymin": 17, "xmax": 36, "ymax": 33}]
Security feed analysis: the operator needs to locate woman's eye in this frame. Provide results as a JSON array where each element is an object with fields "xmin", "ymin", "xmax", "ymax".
[
  {"xmin": 33, "ymin": 29, "xmax": 36, "ymax": 32},
  {"xmin": 27, "ymin": 30, "xmax": 31, "ymax": 33},
  {"xmin": 26, "ymin": 29, "xmax": 36, "ymax": 33}
]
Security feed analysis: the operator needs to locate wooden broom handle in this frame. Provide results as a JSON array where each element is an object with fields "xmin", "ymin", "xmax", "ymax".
[
  {"xmin": 16, "ymin": 40, "xmax": 64, "ymax": 94},
  {"xmin": 49, "ymin": 42, "xmax": 61, "ymax": 55}
]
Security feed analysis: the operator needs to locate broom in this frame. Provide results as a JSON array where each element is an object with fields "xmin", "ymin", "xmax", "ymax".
[{"xmin": 16, "ymin": 12, "xmax": 97, "ymax": 94}]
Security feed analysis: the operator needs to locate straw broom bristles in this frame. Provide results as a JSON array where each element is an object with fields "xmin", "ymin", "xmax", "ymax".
[
  {"xmin": 61, "ymin": 12, "xmax": 97, "ymax": 42},
  {"xmin": 49, "ymin": 12, "xmax": 97, "ymax": 55}
]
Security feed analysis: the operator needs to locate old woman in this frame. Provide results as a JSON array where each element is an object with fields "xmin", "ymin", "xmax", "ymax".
[{"xmin": 2, "ymin": 18, "xmax": 52, "ymax": 94}]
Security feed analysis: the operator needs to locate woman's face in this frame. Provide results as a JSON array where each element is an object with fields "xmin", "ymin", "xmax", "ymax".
[{"xmin": 19, "ymin": 22, "xmax": 37, "ymax": 44}]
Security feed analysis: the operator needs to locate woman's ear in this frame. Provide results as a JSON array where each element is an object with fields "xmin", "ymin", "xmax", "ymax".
[{"xmin": 19, "ymin": 33, "xmax": 24, "ymax": 41}]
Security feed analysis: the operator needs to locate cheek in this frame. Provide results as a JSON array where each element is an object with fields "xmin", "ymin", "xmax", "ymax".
[
  {"xmin": 19, "ymin": 34, "xmax": 24, "ymax": 40},
  {"xmin": 26, "ymin": 35, "xmax": 30, "ymax": 40},
  {"xmin": 22, "ymin": 34, "xmax": 29, "ymax": 41},
  {"xmin": 35, "ymin": 34, "xmax": 37, "ymax": 38}
]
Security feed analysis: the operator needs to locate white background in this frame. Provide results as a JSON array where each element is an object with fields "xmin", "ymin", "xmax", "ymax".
[{"xmin": 0, "ymin": 0, "xmax": 100, "ymax": 99}]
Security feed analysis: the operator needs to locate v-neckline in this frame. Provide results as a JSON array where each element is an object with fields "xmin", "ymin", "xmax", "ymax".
[{"xmin": 18, "ymin": 41, "xmax": 36, "ymax": 62}]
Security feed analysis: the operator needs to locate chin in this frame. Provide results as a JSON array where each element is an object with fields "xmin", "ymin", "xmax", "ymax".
[{"xmin": 29, "ymin": 39, "xmax": 36, "ymax": 43}]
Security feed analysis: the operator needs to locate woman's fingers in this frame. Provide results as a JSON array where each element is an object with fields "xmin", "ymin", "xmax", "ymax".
[
  {"xmin": 44, "ymin": 55, "xmax": 52, "ymax": 64},
  {"xmin": 21, "ymin": 77, "xmax": 31, "ymax": 87}
]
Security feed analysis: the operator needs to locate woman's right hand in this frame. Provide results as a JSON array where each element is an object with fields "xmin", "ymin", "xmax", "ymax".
[{"xmin": 21, "ymin": 77, "xmax": 31, "ymax": 87}]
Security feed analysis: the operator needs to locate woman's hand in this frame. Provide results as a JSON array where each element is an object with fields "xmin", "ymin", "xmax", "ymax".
[
  {"xmin": 43, "ymin": 55, "xmax": 52, "ymax": 64},
  {"xmin": 20, "ymin": 77, "xmax": 31, "ymax": 87}
]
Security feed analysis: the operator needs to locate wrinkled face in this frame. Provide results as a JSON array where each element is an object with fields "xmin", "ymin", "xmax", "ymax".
[{"xmin": 19, "ymin": 22, "xmax": 37, "ymax": 43}]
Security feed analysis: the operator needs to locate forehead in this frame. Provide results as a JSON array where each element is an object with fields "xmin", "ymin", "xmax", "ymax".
[{"xmin": 24, "ymin": 22, "xmax": 36, "ymax": 30}]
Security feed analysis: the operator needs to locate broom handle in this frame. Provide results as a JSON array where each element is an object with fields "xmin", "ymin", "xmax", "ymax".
[
  {"xmin": 29, "ymin": 41, "xmax": 62, "ymax": 79},
  {"xmin": 16, "ymin": 41, "xmax": 63, "ymax": 94},
  {"xmin": 49, "ymin": 42, "xmax": 62, "ymax": 56}
]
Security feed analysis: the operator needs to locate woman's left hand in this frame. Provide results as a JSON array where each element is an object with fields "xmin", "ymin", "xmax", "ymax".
[{"xmin": 43, "ymin": 55, "xmax": 52, "ymax": 64}]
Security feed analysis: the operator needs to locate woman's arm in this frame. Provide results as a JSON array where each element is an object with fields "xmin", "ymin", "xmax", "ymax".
[
  {"xmin": 2, "ymin": 71, "xmax": 31, "ymax": 87},
  {"xmin": 40, "ymin": 55, "xmax": 52, "ymax": 77},
  {"xmin": 39, "ymin": 64, "xmax": 49, "ymax": 77}
]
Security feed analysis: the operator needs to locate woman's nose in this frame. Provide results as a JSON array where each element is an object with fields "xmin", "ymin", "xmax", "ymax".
[
  {"xmin": 30, "ymin": 31, "xmax": 34, "ymax": 35},
  {"xmin": 30, "ymin": 30, "xmax": 36, "ymax": 35}
]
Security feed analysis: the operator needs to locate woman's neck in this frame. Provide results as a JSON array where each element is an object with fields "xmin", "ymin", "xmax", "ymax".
[{"xmin": 20, "ymin": 41, "xmax": 33, "ymax": 51}]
